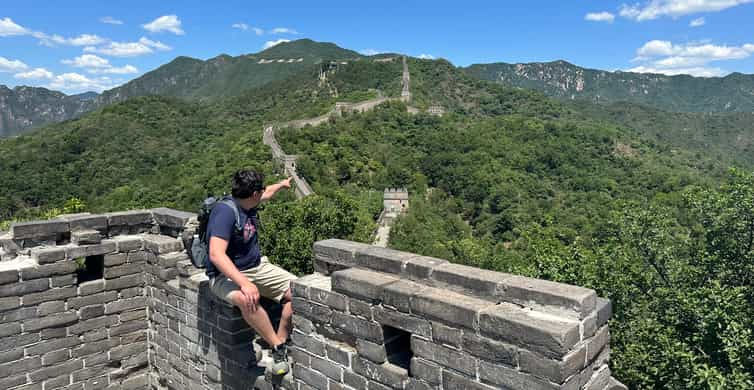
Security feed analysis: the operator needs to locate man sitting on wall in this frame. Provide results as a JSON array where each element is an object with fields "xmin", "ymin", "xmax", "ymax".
[{"xmin": 206, "ymin": 169, "xmax": 296, "ymax": 375}]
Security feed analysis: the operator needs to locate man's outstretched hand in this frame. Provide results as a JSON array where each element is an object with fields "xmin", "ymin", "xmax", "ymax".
[
  {"xmin": 280, "ymin": 177, "xmax": 292, "ymax": 188},
  {"xmin": 240, "ymin": 283, "xmax": 260, "ymax": 312}
]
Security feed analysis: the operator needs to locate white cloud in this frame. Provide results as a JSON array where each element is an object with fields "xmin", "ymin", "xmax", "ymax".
[
  {"xmin": 139, "ymin": 37, "xmax": 171, "ymax": 51},
  {"xmin": 0, "ymin": 56, "xmax": 28, "ymax": 72},
  {"xmin": 585, "ymin": 11, "xmax": 616, "ymax": 22},
  {"xmin": 14, "ymin": 67, "xmax": 53, "ymax": 80},
  {"xmin": 100, "ymin": 16, "xmax": 123, "ymax": 25},
  {"xmin": 360, "ymin": 49, "xmax": 386, "ymax": 55},
  {"xmin": 263, "ymin": 39, "xmax": 290, "ymax": 49},
  {"xmin": 270, "ymin": 27, "xmax": 298, "ymax": 34},
  {"xmin": 60, "ymin": 54, "xmax": 138, "ymax": 75},
  {"xmin": 627, "ymin": 65, "xmax": 726, "ymax": 77},
  {"xmin": 47, "ymin": 72, "xmax": 116, "ymax": 92},
  {"xmin": 67, "ymin": 34, "xmax": 106, "ymax": 46},
  {"xmin": 232, "ymin": 23, "xmax": 249, "ymax": 31},
  {"xmin": 253, "ymin": 27, "xmax": 264, "ymax": 36},
  {"xmin": 629, "ymin": 39, "xmax": 754, "ymax": 76},
  {"xmin": 620, "ymin": 0, "xmax": 754, "ymax": 21},
  {"xmin": 0, "ymin": 17, "xmax": 28, "ymax": 36},
  {"xmin": 690, "ymin": 17, "xmax": 706, "ymax": 26},
  {"xmin": 62, "ymin": 54, "xmax": 110, "ymax": 68},
  {"xmin": 418, "ymin": 54, "xmax": 435, "ymax": 59},
  {"xmin": 85, "ymin": 37, "xmax": 171, "ymax": 57},
  {"xmin": 143, "ymin": 15, "xmax": 184, "ymax": 35}
]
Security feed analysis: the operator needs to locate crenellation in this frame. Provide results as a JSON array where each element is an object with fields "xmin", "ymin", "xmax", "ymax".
[{"xmin": 0, "ymin": 208, "xmax": 626, "ymax": 390}]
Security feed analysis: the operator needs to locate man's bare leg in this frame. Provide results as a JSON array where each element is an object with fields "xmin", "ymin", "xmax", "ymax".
[
  {"xmin": 276, "ymin": 289, "xmax": 293, "ymax": 342},
  {"xmin": 230, "ymin": 291, "xmax": 282, "ymax": 347}
]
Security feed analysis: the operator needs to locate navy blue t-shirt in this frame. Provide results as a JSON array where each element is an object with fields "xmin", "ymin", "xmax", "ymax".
[{"xmin": 205, "ymin": 198, "xmax": 261, "ymax": 278}]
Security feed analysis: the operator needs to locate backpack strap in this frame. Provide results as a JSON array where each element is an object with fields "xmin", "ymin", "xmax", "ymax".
[{"xmin": 219, "ymin": 198, "xmax": 243, "ymax": 232}]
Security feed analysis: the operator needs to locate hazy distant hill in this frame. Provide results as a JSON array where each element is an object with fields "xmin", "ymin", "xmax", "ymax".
[
  {"xmin": 1, "ymin": 39, "xmax": 363, "ymax": 137},
  {"xmin": 464, "ymin": 60, "xmax": 754, "ymax": 113},
  {"xmin": 93, "ymin": 39, "xmax": 363, "ymax": 106},
  {"xmin": 0, "ymin": 85, "xmax": 95, "ymax": 137}
]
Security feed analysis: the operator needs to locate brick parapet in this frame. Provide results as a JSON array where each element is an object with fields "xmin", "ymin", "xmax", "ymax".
[{"xmin": 0, "ymin": 209, "xmax": 626, "ymax": 390}]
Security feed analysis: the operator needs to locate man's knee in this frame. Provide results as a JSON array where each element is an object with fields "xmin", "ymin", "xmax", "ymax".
[{"xmin": 229, "ymin": 291, "xmax": 249, "ymax": 313}]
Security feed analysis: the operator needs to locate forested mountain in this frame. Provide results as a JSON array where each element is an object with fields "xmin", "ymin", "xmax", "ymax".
[
  {"xmin": 465, "ymin": 60, "xmax": 754, "ymax": 113},
  {"xmin": 1, "ymin": 41, "xmax": 753, "ymax": 389},
  {"xmin": 0, "ymin": 85, "xmax": 95, "ymax": 137},
  {"xmin": 0, "ymin": 39, "xmax": 364, "ymax": 137}
]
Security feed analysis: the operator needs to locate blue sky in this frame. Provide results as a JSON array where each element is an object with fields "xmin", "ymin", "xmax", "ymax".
[{"xmin": 1, "ymin": 0, "xmax": 753, "ymax": 94}]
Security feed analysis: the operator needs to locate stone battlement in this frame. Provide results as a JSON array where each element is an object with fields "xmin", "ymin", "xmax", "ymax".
[{"xmin": 0, "ymin": 209, "xmax": 625, "ymax": 390}]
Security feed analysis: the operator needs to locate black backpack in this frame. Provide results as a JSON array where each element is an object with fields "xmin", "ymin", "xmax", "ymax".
[{"xmin": 187, "ymin": 196, "xmax": 242, "ymax": 268}]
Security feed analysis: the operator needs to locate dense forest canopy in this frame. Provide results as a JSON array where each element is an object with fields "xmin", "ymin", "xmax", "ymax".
[{"xmin": 1, "ymin": 49, "xmax": 752, "ymax": 389}]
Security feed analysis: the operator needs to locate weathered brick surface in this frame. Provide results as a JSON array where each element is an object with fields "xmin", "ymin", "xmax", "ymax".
[{"xmin": 0, "ymin": 216, "xmax": 621, "ymax": 390}]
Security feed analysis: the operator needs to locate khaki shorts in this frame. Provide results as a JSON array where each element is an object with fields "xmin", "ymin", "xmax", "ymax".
[{"xmin": 209, "ymin": 256, "xmax": 297, "ymax": 304}]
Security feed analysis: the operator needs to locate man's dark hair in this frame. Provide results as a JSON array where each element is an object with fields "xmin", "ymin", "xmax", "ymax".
[{"xmin": 231, "ymin": 169, "xmax": 265, "ymax": 199}]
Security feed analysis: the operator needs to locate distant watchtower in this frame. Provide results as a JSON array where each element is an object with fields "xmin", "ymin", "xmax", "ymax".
[{"xmin": 383, "ymin": 188, "xmax": 409, "ymax": 214}]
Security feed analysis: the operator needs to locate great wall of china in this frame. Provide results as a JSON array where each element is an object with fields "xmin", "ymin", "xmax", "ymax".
[
  {"xmin": 0, "ymin": 56, "xmax": 625, "ymax": 390},
  {"xmin": 0, "ymin": 208, "xmax": 627, "ymax": 390}
]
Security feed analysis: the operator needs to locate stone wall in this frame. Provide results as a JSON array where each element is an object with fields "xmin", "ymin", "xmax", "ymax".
[{"xmin": 0, "ymin": 209, "xmax": 627, "ymax": 390}]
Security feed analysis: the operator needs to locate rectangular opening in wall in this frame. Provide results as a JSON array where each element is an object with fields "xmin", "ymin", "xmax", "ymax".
[
  {"xmin": 76, "ymin": 255, "xmax": 104, "ymax": 284},
  {"xmin": 383, "ymin": 325, "xmax": 412, "ymax": 373}
]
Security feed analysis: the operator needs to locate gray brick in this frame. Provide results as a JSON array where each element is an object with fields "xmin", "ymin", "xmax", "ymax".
[
  {"xmin": 431, "ymin": 322, "xmax": 462, "ymax": 348},
  {"xmin": 20, "ymin": 261, "xmax": 77, "ymax": 280},
  {"xmin": 64, "ymin": 241, "xmax": 117, "ymax": 259},
  {"xmin": 404, "ymin": 256, "xmax": 447, "ymax": 281},
  {"xmin": 312, "ymin": 239, "xmax": 364, "ymax": 268},
  {"xmin": 291, "ymin": 330, "xmax": 326, "ymax": 357},
  {"xmin": 30, "ymin": 246, "xmax": 66, "ymax": 264},
  {"xmin": 294, "ymin": 363, "xmax": 328, "ymax": 390},
  {"xmin": 310, "ymin": 354, "xmax": 343, "ymax": 381},
  {"xmin": 382, "ymin": 280, "xmax": 425, "ymax": 312},
  {"xmin": 0, "ymin": 347, "xmax": 23, "ymax": 364},
  {"xmin": 143, "ymin": 234, "xmax": 183, "ymax": 254},
  {"xmin": 348, "ymin": 298, "xmax": 373, "ymax": 319},
  {"xmin": 11, "ymin": 220, "xmax": 69, "ymax": 240},
  {"xmin": 25, "ymin": 336, "xmax": 78, "ymax": 355},
  {"xmin": 109, "ymin": 341, "xmax": 147, "ymax": 360},
  {"xmin": 331, "ymin": 311, "xmax": 384, "ymax": 343},
  {"xmin": 587, "ymin": 325, "xmax": 610, "ymax": 363},
  {"xmin": 410, "ymin": 287, "xmax": 492, "ymax": 331},
  {"xmin": 326, "ymin": 342, "xmax": 354, "ymax": 367},
  {"xmin": 41, "ymin": 348, "xmax": 70, "ymax": 365},
  {"xmin": 410, "ymin": 358, "xmax": 441, "ymax": 385},
  {"xmin": 332, "ymin": 268, "xmax": 399, "ymax": 302},
  {"xmin": 61, "ymin": 214, "xmax": 107, "ymax": 231},
  {"xmin": 0, "ymin": 321, "xmax": 21, "ymax": 337},
  {"xmin": 29, "ymin": 358, "xmax": 83, "ymax": 381},
  {"xmin": 343, "ymin": 369, "xmax": 367, "ymax": 389},
  {"xmin": 0, "ymin": 374, "xmax": 27, "ymax": 389},
  {"xmin": 430, "ymin": 263, "xmax": 508, "ymax": 298},
  {"xmin": 78, "ymin": 279, "xmax": 105, "ymax": 295},
  {"xmin": 41, "ymin": 374, "xmax": 70, "ymax": 389},
  {"xmin": 37, "ymin": 300, "xmax": 66, "ymax": 316},
  {"xmin": 0, "ymin": 296, "xmax": 20, "ymax": 311},
  {"xmin": 71, "ymin": 229, "xmax": 102, "ymax": 245},
  {"xmin": 374, "ymin": 306, "xmax": 431, "ymax": 337},
  {"xmin": 1, "ymin": 333, "xmax": 39, "ymax": 352},
  {"xmin": 79, "ymin": 304, "xmax": 105, "ymax": 320},
  {"xmin": 23, "ymin": 311, "xmax": 77, "ymax": 332},
  {"xmin": 501, "ymin": 275, "xmax": 597, "ymax": 320},
  {"xmin": 127, "ymin": 251, "xmax": 148, "ymax": 264},
  {"xmin": 462, "ymin": 332, "xmax": 517, "ymax": 366},
  {"xmin": 354, "ymin": 246, "xmax": 416, "ymax": 275},
  {"xmin": 0, "ymin": 356, "xmax": 41, "ymax": 377},
  {"xmin": 104, "ymin": 263, "xmax": 143, "ymax": 279},
  {"xmin": 68, "ymin": 315, "xmax": 117, "ymax": 335},
  {"xmin": 151, "ymin": 208, "xmax": 195, "ymax": 229},
  {"xmin": 293, "ymin": 315, "xmax": 315, "ymax": 334},
  {"xmin": 357, "ymin": 339, "xmax": 387, "ymax": 363},
  {"xmin": 519, "ymin": 344, "xmax": 586, "ymax": 384},
  {"xmin": 442, "ymin": 370, "xmax": 496, "ymax": 390},
  {"xmin": 0, "ymin": 269, "xmax": 19, "ymax": 285},
  {"xmin": 292, "ymin": 298, "xmax": 333, "ymax": 324},
  {"xmin": 72, "ymin": 338, "xmax": 119, "ymax": 358},
  {"xmin": 51, "ymin": 274, "xmax": 76, "ymax": 287},
  {"xmin": 23, "ymin": 286, "xmax": 76, "ymax": 306},
  {"xmin": 478, "ymin": 359, "xmax": 559, "ymax": 390},
  {"xmin": 0, "ymin": 278, "xmax": 49, "ymax": 297},
  {"xmin": 411, "ymin": 336, "xmax": 476, "ymax": 376},
  {"xmin": 104, "ymin": 273, "xmax": 144, "ymax": 291},
  {"xmin": 104, "ymin": 253, "xmax": 127, "ymax": 266},
  {"xmin": 353, "ymin": 357, "xmax": 408, "ymax": 389},
  {"xmin": 105, "ymin": 210, "xmax": 153, "ymax": 227},
  {"xmin": 113, "ymin": 235, "xmax": 144, "ymax": 252},
  {"xmin": 479, "ymin": 303, "xmax": 580, "ymax": 359}
]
